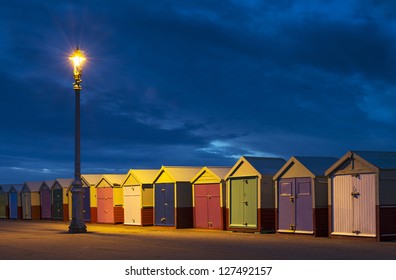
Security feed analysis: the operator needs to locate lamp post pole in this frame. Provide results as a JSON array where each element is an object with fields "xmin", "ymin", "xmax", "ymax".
[{"xmin": 68, "ymin": 48, "xmax": 87, "ymax": 233}]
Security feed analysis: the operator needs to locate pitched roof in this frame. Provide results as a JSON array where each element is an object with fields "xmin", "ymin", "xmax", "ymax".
[
  {"xmin": 0, "ymin": 185, "xmax": 13, "ymax": 192},
  {"xmin": 54, "ymin": 179, "xmax": 73, "ymax": 188},
  {"xmin": 125, "ymin": 169, "xmax": 159, "ymax": 185},
  {"xmin": 243, "ymin": 156, "xmax": 286, "ymax": 175},
  {"xmin": 190, "ymin": 166, "xmax": 232, "ymax": 183},
  {"xmin": 154, "ymin": 166, "xmax": 203, "ymax": 182},
  {"xmin": 100, "ymin": 174, "xmax": 127, "ymax": 186},
  {"xmin": 42, "ymin": 180, "xmax": 55, "ymax": 188},
  {"xmin": 353, "ymin": 151, "xmax": 396, "ymax": 169},
  {"xmin": 9, "ymin": 184, "xmax": 23, "ymax": 192},
  {"xmin": 206, "ymin": 166, "xmax": 232, "ymax": 179},
  {"xmin": 24, "ymin": 181, "xmax": 43, "ymax": 192},
  {"xmin": 81, "ymin": 174, "xmax": 103, "ymax": 186},
  {"xmin": 293, "ymin": 156, "xmax": 338, "ymax": 176}
]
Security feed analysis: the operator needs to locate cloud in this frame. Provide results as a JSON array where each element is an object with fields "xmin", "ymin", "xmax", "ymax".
[{"xmin": 1, "ymin": 1, "xmax": 396, "ymax": 182}]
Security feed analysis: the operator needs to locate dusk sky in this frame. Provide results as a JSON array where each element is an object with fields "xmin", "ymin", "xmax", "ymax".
[{"xmin": 1, "ymin": 0, "xmax": 396, "ymax": 183}]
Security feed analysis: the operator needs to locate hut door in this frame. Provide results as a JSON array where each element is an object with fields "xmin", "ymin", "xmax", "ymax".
[
  {"xmin": 9, "ymin": 191, "xmax": 18, "ymax": 219},
  {"xmin": 155, "ymin": 184, "xmax": 174, "ymax": 226},
  {"xmin": 207, "ymin": 184, "xmax": 221, "ymax": 229},
  {"xmin": 97, "ymin": 188, "xmax": 114, "ymax": 223},
  {"xmin": 244, "ymin": 178, "xmax": 257, "ymax": 228},
  {"xmin": 332, "ymin": 174, "xmax": 376, "ymax": 237},
  {"xmin": 40, "ymin": 188, "xmax": 51, "ymax": 219},
  {"xmin": 278, "ymin": 179, "xmax": 295, "ymax": 231},
  {"xmin": 22, "ymin": 192, "xmax": 31, "ymax": 219},
  {"xmin": 352, "ymin": 174, "xmax": 376, "ymax": 237},
  {"xmin": 124, "ymin": 186, "xmax": 141, "ymax": 225},
  {"xmin": 52, "ymin": 187, "xmax": 63, "ymax": 220},
  {"xmin": 278, "ymin": 178, "xmax": 313, "ymax": 232},
  {"xmin": 230, "ymin": 178, "xmax": 257, "ymax": 228},
  {"xmin": 295, "ymin": 178, "xmax": 313, "ymax": 232},
  {"xmin": 0, "ymin": 191, "xmax": 6, "ymax": 218},
  {"xmin": 332, "ymin": 175, "xmax": 353, "ymax": 235},
  {"xmin": 83, "ymin": 187, "xmax": 91, "ymax": 221},
  {"xmin": 194, "ymin": 185, "xmax": 209, "ymax": 228},
  {"xmin": 194, "ymin": 184, "xmax": 221, "ymax": 229}
]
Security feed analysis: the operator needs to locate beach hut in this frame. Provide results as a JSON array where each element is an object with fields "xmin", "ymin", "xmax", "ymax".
[
  {"xmin": 51, "ymin": 179, "xmax": 72, "ymax": 221},
  {"xmin": 122, "ymin": 169, "xmax": 158, "ymax": 226},
  {"xmin": 190, "ymin": 166, "xmax": 231, "ymax": 230},
  {"xmin": 0, "ymin": 185, "xmax": 12, "ymax": 218},
  {"xmin": 225, "ymin": 156, "xmax": 286, "ymax": 233},
  {"xmin": 325, "ymin": 151, "xmax": 396, "ymax": 241},
  {"xmin": 8, "ymin": 184, "xmax": 23, "ymax": 219},
  {"xmin": 40, "ymin": 181, "xmax": 54, "ymax": 219},
  {"xmin": 81, "ymin": 174, "xmax": 103, "ymax": 222},
  {"xmin": 95, "ymin": 174, "xmax": 127, "ymax": 224},
  {"xmin": 273, "ymin": 156, "xmax": 337, "ymax": 236},
  {"xmin": 153, "ymin": 166, "xmax": 202, "ymax": 228},
  {"xmin": 21, "ymin": 181, "xmax": 43, "ymax": 220}
]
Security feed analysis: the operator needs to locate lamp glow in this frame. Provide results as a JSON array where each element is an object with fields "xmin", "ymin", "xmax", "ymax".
[{"xmin": 69, "ymin": 48, "xmax": 86, "ymax": 90}]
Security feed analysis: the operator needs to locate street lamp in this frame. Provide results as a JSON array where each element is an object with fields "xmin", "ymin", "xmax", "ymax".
[{"xmin": 68, "ymin": 47, "xmax": 87, "ymax": 233}]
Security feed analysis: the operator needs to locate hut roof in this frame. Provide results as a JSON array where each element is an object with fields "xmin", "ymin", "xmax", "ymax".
[
  {"xmin": 124, "ymin": 169, "xmax": 159, "ymax": 185},
  {"xmin": 154, "ymin": 166, "xmax": 203, "ymax": 183},
  {"xmin": 353, "ymin": 151, "xmax": 396, "ymax": 169},
  {"xmin": 24, "ymin": 181, "xmax": 43, "ymax": 192}
]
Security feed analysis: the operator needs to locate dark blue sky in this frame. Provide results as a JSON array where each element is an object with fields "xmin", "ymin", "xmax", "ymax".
[{"xmin": 1, "ymin": 0, "xmax": 396, "ymax": 183}]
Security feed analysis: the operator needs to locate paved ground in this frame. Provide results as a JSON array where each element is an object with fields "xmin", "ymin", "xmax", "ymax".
[{"xmin": 1, "ymin": 219, "xmax": 396, "ymax": 260}]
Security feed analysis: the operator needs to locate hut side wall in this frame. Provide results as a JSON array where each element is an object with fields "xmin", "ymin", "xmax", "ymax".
[
  {"xmin": 142, "ymin": 185, "xmax": 153, "ymax": 207},
  {"xmin": 142, "ymin": 207, "xmax": 154, "ymax": 226},
  {"xmin": 175, "ymin": 182, "xmax": 193, "ymax": 228},
  {"xmin": 113, "ymin": 187, "xmax": 124, "ymax": 206},
  {"xmin": 379, "ymin": 170, "xmax": 396, "ymax": 205},
  {"xmin": 261, "ymin": 176, "xmax": 275, "ymax": 232},
  {"xmin": 314, "ymin": 177, "xmax": 328, "ymax": 208},
  {"xmin": 90, "ymin": 185, "xmax": 97, "ymax": 222},
  {"xmin": 378, "ymin": 170, "xmax": 396, "ymax": 239},
  {"xmin": 0, "ymin": 192, "xmax": 7, "ymax": 218}
]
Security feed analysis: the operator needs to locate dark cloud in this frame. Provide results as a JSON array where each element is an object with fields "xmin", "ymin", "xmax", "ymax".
[{"xmin": 1, "ymin": 0, "xmax": 396, "ymax": 183}]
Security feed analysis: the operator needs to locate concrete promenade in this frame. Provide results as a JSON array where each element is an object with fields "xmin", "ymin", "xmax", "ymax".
[{"xmin": 0, "ymin": 220, "xmax": 396, "ymax": 260}]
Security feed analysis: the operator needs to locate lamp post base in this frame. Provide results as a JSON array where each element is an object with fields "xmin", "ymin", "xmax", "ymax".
[
  {"xmin": 68, "ymin": 222, "xmax": 87, "ymax": 233},
  {"xmin": 68, "ymin": 181, "xmax": 87, "ymax": 233}
]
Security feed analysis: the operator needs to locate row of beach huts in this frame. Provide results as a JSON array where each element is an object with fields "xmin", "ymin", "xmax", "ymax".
[{"xmin": 1, "ymin": 150, "xmax": 396, "ymax": 241}]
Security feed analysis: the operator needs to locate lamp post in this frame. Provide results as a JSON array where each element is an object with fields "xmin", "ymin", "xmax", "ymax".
[{"xmin": 68, "ymin": 48, "xmax": 87, "ymax": 233}]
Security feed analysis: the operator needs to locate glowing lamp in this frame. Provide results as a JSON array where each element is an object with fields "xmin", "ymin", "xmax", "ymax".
[{"xmin": 69, "ymin": 48, "xmax": 86, "ymax": 90}]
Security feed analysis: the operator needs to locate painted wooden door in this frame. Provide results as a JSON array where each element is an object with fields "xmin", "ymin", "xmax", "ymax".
[
  {"xmin": 155, "ymin": 183, "xmax": 174, "ymax": 226},
  {"xmin": 40, "ymin": 188, "xmax": 51, "ymax": 219},
  {"xmin": 352, "ymin": 174, "xmax": 376, "ymax": 236},
  {"xmin": 9, "ymin": 191, "xmax": 18, "ymax": 219},
  {"xmin": 124, "ymin": 186, "xmax": 141, "ymax": 225},
  {"xmin": 194, "ymin": 184, "xmax": 221, "ymax": 229},
  {"xmin": 0, "ymin": 191, "xmax": 6, "ymax": 218},
  {"xmin": 332, "ymin": 174, "xmax": 376, "ymax": 237},
  {"xmin": 207, "ymin": 184, "xmax": 221, "ymax": 229},
  {"xmin": 21, "ymin": 191, "xmax": 31, "ymax": 219},
  {"xmin": 295, "ymin": 178, "xmax": 313, "ymax": 232},
  {"xmin": 278, "ymin": 179, "xmax": 294, "ymax": 231},
  {"xmin": 230, "ymin": 178, "xmax": 257, "ymax": 228},
  {"xmin": 278, "ymin": 178, "xmax": 313, "ymax": 232},
  {"xmin": 97, "ymin": 188, "xmax": 114, "ymax": 223},
  {"xmin": 83, "ymin": 187, "xmax": 91, "ymax": 221},
  {"xmin": 52, "ymin": 187, "xmax": 63, "ymax": 220}
]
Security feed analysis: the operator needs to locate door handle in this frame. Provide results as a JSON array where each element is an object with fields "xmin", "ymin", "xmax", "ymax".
[
  {"xmin": 289, "ymin": 196, "xmax": 295, "ymax": 203},
  {"xmin": 161, "ymin": 217, "xmax": 166, "ymax": 222},
  {"xmin": 243, "ymin": 201, "xmax": 248, "ymax": 206}
]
